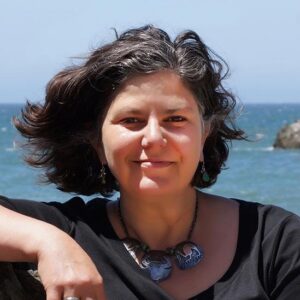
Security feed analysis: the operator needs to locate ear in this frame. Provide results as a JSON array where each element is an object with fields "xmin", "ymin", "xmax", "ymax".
[
  {"xmin": 202, "ymin": 119, "xmax": 212, "ymax": 143},
  {"xmin": 199, "ymin": 119, "xmax": 212, "ymax": 162},
  {"xmin": 96, "ymin": 142, "xmax": 108, "ymax": 165},
  {"xmin": 89, "ymin": 135, "xmax": 107, "ymax": 164},
  {"xmin": 98, "ymin": 147, "xmax": 108, "ymax": 164}
]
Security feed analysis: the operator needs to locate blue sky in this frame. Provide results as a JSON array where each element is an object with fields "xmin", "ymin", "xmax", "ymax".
[{"xmin": 0, "ymin": 0, "xmax": 299, "ymax": 104}]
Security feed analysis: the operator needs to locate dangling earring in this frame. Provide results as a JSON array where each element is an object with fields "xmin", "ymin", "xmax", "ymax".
[
  {"xmin": 201, "ymin": 162, "xmax": 210, "ymax": 183},
  {"xmin": 99, "ymin": 164, "xmax": 106, "ymax": 185}
]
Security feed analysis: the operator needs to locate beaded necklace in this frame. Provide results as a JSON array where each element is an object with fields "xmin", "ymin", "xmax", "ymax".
[{"xmin": 117, "ymin": 194, "xmax": 204, "ymax": 282}]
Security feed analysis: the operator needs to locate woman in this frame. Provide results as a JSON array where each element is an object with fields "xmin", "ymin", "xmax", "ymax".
[{"xmin": 1, "ymin": 25, "xmax": 300, "ymax": 300}]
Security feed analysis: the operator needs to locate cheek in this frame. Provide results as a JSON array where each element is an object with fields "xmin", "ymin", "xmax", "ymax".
[
  {"xmin": 102, "ymin": 128, "xmax": 138, "ymax": 164},
  {"xmin": 173, "ymin": 129, "xmax": 203, "ymax": 161}
]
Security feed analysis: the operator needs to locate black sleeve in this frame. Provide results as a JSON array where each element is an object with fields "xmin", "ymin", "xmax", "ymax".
[
  {"xmin": 0, "ymin": 195, "xmax": 80, "ymax": 235},
  {"xmin": 264, "ymin": 209, "xmax": 300, "ymax": 299}
]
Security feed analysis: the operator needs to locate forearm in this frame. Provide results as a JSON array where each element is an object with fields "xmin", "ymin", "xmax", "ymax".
[
  {"xmin": 0, "ymin": 204, "xmax": 106, "ymax": 299},
  {"xmin": 0, "ymin": 205, "xmax": 67, "ymax": 263}
]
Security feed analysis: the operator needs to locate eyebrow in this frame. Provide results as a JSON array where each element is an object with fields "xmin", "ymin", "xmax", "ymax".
[
  {"xmin": 164, "ymin": 107, "xmax": 194, "ymax": 114},
  {"xmin": 118, "ymin": 106, "xmax": 194, "ymax": 115}
]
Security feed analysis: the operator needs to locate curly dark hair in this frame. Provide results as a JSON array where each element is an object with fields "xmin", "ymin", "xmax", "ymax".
[{"xmin": 14, "ymin": 25, "xmax": 245, "ymax": 196}]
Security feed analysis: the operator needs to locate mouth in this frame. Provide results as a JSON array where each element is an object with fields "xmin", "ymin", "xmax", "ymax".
[{"xmin": 133, "ymin": 160, "xmax": 173, "ymax": 168}]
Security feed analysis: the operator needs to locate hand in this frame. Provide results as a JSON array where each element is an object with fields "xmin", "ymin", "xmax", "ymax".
[{"xmin": 36, "ymin": 229, "xmax": 106, "ymax": 300}]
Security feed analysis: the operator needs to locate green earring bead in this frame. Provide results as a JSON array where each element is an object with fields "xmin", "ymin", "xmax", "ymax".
[{"xmin": 202, "ymin": 171, "xmax": 210, "ymax": 182}]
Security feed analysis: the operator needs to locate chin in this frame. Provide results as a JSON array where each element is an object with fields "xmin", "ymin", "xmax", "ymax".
[{"xmin": 135, "ymin": 177, "xmax": 178, "ymax": 194}]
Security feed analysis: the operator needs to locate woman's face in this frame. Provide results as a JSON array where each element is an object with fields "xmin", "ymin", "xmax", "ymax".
[{"xmin": 100, "ymin": 71, "xmax": 209, "ymax": 196}]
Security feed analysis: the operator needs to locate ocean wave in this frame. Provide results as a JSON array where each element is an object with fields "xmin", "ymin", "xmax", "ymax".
[
  {"xmin": 255, "ymin": 133, "xmax": 265, "ymax": 140},
  {"xmin": 233, "ymin": 146, "xmax": 274, "ymax": 152},
  {"xmin": 5, "ymin": 147, "xmax": 16, "ymax": 152},
  {"xmin": 4, "ymin": 140, "xmax": 21, "ymax": 152},
  {"xmin": 1, "ymin": 127, "xmax": 7, "ymax": 132}
]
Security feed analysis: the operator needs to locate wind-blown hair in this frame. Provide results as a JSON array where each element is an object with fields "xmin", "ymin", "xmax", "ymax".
[{"xmin": 14, "ymin": 25, "xmax": 245, "ymax": 196}]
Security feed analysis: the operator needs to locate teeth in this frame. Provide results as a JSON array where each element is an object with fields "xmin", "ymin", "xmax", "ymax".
[{"xmin": 139, "ymin": 161, "xmax": 172, "ymax": 167}]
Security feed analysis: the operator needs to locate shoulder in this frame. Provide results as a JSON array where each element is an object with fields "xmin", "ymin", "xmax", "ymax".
[
  {"xmin": 228, "ymin": 198, "xmax": 300, "ymax": 249},
  {"xmin": 198, "ymin": 194, "xmax": 300, "ymax": 297},
  {"xmin": 236, "ymin": 199, "xmax": 300, "ymax": 235},
  {"xmin": 0, "ymin": 195, "xmax": 112, "ymax": 233},
  {"xmin": 199, "ymin": 192, "xmax": 300, "ymax": 230},
  {"xmin": 46, "ymin": 196, "xmax": 110, "ymax": 218},
  {"xmin": 0, "ymin": 195, "xmax": 111, "ymax": 215},
  {"xmin": 242, "ymin": 202, "xmax": 300, "ymax": 298},
  {"xmin": 254, "ymin": 201, "xmax": 300, "ymax": 256},
  {"xmin": 236, "ymin": 199, "xmax": 300, "ymax": 294},
  {"xmin": 200, "ymin": 193, "xmax": 300, "ymax": 257},
  {"xmin": 200, "ymin": 192, "xmax": 239, "ymax": 211}
]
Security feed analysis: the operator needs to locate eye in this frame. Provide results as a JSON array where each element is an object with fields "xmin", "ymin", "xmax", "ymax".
[
  {"xmin": 120, "ymin": 117, "xmax": 142, "ymax": 124},
  {"xmin": 165, "ymin": 115, "xmax": 187, "ymax": 122}
]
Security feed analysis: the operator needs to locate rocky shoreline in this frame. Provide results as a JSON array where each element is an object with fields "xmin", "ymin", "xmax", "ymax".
[{"xmin": 274, "ymin": 120, "xmax": 300, "ymax": 149}]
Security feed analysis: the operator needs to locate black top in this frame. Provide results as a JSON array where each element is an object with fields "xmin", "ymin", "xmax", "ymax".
[{"xmin": 1, "ymin": 195, "xmax": 300, "ymax": 300}]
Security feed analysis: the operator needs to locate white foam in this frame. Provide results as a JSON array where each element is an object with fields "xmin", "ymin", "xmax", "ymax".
[
  {"xmin": 255, "ymin": 133, "xmax": 264, "ymax": 140},
  {"xmin": 263, "ymin": 146, "xmax": 274, "ymax": 152},
  {"xmin": 4, "ymin": 140, "xmax": 21, "ymax": 152},
  {"xmin": 233, "ymin": 146, "xmax": 274, "ymax": 152}
]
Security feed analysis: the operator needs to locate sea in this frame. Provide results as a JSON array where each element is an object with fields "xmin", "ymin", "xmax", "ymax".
[{"xmin": 1, "ymin": 103, "xmax": 300, "ymax": 214}]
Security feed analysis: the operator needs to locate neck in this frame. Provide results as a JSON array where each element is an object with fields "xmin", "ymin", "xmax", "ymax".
[{"xmin": 118, "ymin": 186, "xmax": 198, "ymax": 249}]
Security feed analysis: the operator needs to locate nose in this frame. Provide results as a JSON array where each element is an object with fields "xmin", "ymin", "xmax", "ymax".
[{"xmin": 141, "ymin": 117, "xmax": 167, "ymax": 149}]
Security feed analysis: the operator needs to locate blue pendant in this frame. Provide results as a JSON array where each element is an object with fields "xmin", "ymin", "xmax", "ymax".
[
  {"xmin": 141, "ymin": 250, "xmax": 172, "ymax": 282},
  {"xmin": 174, "ymin": 241, "xmax": 204, "ymax": 270}
]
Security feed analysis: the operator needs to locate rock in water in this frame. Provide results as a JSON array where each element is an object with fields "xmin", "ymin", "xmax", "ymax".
[{"xmin": 274, "ymin": 120, "xmax": 300, "ymax": 149}]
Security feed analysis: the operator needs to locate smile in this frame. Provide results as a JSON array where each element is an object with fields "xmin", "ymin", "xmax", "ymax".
[{"xmin": 134, "ymin": 161, "xmax": 173, "ymax": 168}]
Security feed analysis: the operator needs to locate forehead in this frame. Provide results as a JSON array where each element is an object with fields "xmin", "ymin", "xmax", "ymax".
[{"xmin": 108, "ymin": 71, "xmax": 199, "ymax": 111}]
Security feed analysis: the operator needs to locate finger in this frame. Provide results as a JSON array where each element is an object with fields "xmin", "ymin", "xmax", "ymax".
[
  {"xmin": 46, "ymin": 287, "xmax": 61, "ymax": 300},
  {"xmin": 94, "ymin": 287, "xmax": 107, "ymax": 300},
  {"xmin": 63, "ymin": 296, "xmax": 82, "ymax": 300},
  {"xmin": 63, "ymin": 290, "xmax": 106, "ymax": 300},
  {"xmin": 63, "ymin": 287, "xmax": 106, "ymax": 300},
  {"xmin": 63, "ymin": 286, "xmax": 79, "ymax": 300},
  {"xmin": 63, "ymin": 278, "xmax": 106, "ymax": 300}
]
